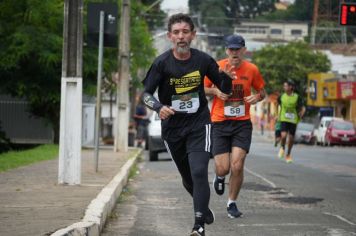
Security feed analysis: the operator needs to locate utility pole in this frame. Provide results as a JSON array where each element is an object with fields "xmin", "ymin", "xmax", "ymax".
[
  {"xmin": 115, "ymin": 0, "xmax": 130, "ymax": 152},
  {"xmin": 58, "ymin": 0, "xmax": 83, "ymax": 185},
  {"xmin": 311, "ymin": 0, "xmax": 347, "ymax": 45}
]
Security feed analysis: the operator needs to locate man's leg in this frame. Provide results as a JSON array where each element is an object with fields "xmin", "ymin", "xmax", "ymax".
[
  {"xmin": 188, "ymin": 152, "xmax": 211, "ymax": 228},
  {"xmin": 229, "ymin": 147, "xmax": 246, "ymax": 201},
  {"xmin": 227, "ymin": 147, "xmax": 246, "ymax": 218},
  {"xmin": 211, "ymin": 122, "xmax": 231, "ymax": 196},
  {"xmin": 285, "ymin": 122, "xmax": 297, "ymax": 163},
  {"xmin": 287, "ymin": 134, "xmax": 294, "ymax": 156},
  {"xmin": 278, "ymin": 130, "xmax": 287, "ymax": 159},
  {"xmin": 164, "ymin": 140, "xmax": 193, "ymax": 196},
  {"xmin": 213, "ymin": 153, "xmax": 230, "ymax": 195}
]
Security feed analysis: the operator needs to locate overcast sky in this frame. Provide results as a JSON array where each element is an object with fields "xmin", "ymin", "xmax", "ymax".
[{"xmin": 160, "ymin": 0, "xmax": 188, "ymax": 10}]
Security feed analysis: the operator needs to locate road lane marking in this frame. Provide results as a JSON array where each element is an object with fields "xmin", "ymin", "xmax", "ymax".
[
  {"xmin": 323, "ymin": 212, "xmax": 356, "ymax": 226},
  {"xmin": 236, "ymin": 223, "xmax": 320, "ymax": 227},
  {"xmin": 245, "ymin": 167, "xmax": 277, "ymax": 188}
]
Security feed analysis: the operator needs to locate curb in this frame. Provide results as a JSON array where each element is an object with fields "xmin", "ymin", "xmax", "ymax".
[{"xmin": 51, "ymin": 148, "xmax": 142, "ymax": 236}]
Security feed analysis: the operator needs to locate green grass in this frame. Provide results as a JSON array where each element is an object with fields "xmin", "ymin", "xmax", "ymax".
[{"xmin": 0, "ymin": 144, "xmax": 58, "ymax": 172}]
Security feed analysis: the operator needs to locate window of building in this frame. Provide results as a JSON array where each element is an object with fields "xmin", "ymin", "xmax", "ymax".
[
  {"xmin": 291, "ymin": 29, "xmax": 302, "ymax": 35},
  {"xmin": 271, "ymin": 29, "xmax": 282, "ymax": 34}
]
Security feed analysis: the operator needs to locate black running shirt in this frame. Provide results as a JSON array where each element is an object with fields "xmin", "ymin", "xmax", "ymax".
[{"xmin": 143, "ymin": 48, "xmax": 231, "ymax": 134}]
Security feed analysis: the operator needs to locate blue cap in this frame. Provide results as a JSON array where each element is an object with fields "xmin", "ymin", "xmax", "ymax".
[{"xmin": 225, "ymin": 35, "xmax": 245, "ymax": 49}]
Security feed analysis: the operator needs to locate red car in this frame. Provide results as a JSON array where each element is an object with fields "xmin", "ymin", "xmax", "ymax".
[{"xmin": 325, "ymin": 120, "xmax": 356, "ymax": 146}]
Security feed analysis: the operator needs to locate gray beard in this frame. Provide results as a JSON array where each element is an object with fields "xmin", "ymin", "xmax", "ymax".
[{"xmin": 176, "ymin": 45, "xmax": 190, "ymax": 54}]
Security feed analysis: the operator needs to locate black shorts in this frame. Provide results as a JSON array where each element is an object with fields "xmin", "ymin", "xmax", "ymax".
[
  {"xmin": 164, "ymin": 124, "xmax": 212, "ymax": 156},
  {"xmin": 275, "ymin": 130, "xmax": 281, "ymax": 138},
  {"xmin": 212, "ymin": 119, "xmax": 252, "ymax": 156},
  {"xmin": 280, "ymin": 122, "xmax": 297, "ymax": 136}
]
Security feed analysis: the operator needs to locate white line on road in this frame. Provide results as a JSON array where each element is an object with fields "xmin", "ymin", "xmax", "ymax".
[
  {"xmin": 236, "ymin": 223, "xmax": 320, "ymax": 227},
  {"xmin": 245, "ymin": 167, "xmax": 277, "ymax": 188},
  {"xmin": 323, "ymin": 212, "xmax": 356, "ymax": 226}
]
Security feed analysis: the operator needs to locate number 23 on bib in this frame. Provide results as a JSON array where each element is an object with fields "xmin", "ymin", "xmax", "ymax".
[{"xmin": 171, "ymin": 92, "xmax": 200, "ymax": 113}]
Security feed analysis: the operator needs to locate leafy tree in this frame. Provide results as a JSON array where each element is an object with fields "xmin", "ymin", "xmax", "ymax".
[
  {"xmin": 0, "ymin": 0, "xmax": 156, "ymax": 143},
  {"xmin": 0, "ymin": 0, "xmax": 63, "ymax": 142},
  {"xmin": 252, "ymin": 41, "xmax": 331, "ymax": 96},
  {"xmin": 189, "ymin": 0, "xmax": 275, "ymax": 33},
  {"xmin": 141, "ymin": 0, "xmax": 166, "ymax": 30}
]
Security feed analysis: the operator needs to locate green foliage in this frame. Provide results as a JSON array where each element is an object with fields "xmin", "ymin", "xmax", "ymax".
[
  {"xmin": 0, "ymin": 0, "xmax": 63, "ymax": 142},
  {"xmin": 0, "ymin": 144, "xmax": 58, "ymax": 172},
  {"xmin": 189, "ymin": 0, "xmax": 275, "ymax": 33},
  {"xmin": 0, "ymin": 0, "xmax": 156, "ymax": 142},
  {"xmin": 252, "ymin": 41, "xmax": 331, "ymax": 95},
  {"xmin": 131, "ymin": 1, "xmax": 156, "ymax": 86}
]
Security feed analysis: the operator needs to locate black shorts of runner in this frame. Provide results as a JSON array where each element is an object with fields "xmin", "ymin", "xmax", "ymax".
[
  {"xmin": 280, "ymin": 122, "xmax": 297, "ymax": 136},
  {"xmin": 275, "ymin": 129, "xmax": 281, "ymax": 138},
  {"xmin": 164, "ymin": 124, "xmax": 212, "ymax": 156},
  {"xmin": 212, "ymin": 119, "xmax": 252, "ymax": 156}
]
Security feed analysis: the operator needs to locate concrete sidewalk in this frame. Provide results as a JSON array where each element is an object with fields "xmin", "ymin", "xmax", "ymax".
[{"xmin": 0, "ymin": 147, "xmax": 142, "ymax": 236}]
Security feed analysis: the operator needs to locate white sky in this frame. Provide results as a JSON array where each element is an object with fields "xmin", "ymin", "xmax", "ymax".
[{"xmin": 160, "ymin": 0, "xmax": 188, "ymax": 10}]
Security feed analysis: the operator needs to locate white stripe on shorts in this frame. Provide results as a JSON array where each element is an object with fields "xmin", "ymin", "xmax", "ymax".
[{"xmin": 205, "ymin": 124, "xmax": 211, "ymax": 152}]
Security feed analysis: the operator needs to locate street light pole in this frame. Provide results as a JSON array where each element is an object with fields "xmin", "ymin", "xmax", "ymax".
[
  {"xmin": 115, "ymin": 0, "xmax": 130, "ymax": 152},
  {"xmin": 58, "ymin": 0, "xmax": 83, "ymax": 185}
]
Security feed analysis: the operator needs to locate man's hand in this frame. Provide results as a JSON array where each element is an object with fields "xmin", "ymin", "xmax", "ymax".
[
  {"xmin": 220, "ymin": 63, "xmax": 237, "ymax": 80},
  {"xmin": 214, "ymin": 87, "xmax": 230, "ymax": 101},
  {"xmin": 159, "ymin": 106, "xmax": 175, "ymax": 120},
  {"xmin": 244, "ymin": 94, "xmax": 260, "ymax": 105}
]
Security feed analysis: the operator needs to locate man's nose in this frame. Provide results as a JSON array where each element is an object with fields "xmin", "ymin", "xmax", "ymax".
[{"xmin": 178, "ymin": 31, "xmax": 185, "ymax": 38}]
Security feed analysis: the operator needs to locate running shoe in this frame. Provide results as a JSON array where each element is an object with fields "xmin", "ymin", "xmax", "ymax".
[
  {"xmin": 190, "ymin": 225, "xmax": 205, "ymax": 236},
  {"xmin": 285, "ymin": 154, "xmax": 293, "ymax": 163},
  {"xmin": 205, "ymin": 208, "xmax": 215, "ymax": 225},
  {"xmin": 227, "ymin": 202, "xmax": 243, "ymax": 218},
  {"xmin": 278, "ymin": 148, "xmax": 285, "ymax": 159},
  {"xmin": 213, "ymin": 175, "xmax": 225, "ymax": 195}
]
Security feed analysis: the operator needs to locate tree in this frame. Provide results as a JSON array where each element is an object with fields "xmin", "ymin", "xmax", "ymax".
[
  {"xmin": 0, "ymin": 0, "xmax": 156, "ymax": 143},
  {"xmin": 252, "ymin": 41, "xmax": 331, "ymax": 95},
  {"xmin": 188, "ymin": 0, "xmax": 276, "ymax": 33},
  {"xmin": 0, "ymin": 0, "xmax": 64, "ymax": 142}
]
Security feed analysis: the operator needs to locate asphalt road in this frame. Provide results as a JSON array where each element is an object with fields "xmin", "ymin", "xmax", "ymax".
[{"xmin": 102, "ymin": 133, "xmax": 356, "ymax": 236}]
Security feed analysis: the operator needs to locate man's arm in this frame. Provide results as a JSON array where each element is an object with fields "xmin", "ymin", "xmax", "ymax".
[
  {"xmin": 205, "ymin": 58, "xmax": 232, "ymax": 95},
  {"xmin": 244, "ymin": 89, "xmax": 266, "ymax": 105},
  {"xmin": 204, "ymin": 86, "xmax": 230, "ymax": 101}
]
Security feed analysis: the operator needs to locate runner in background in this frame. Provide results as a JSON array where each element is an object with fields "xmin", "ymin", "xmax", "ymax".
[{"xmin": 204, "ymin": 34, "xmax": 266, "ymax": 218}]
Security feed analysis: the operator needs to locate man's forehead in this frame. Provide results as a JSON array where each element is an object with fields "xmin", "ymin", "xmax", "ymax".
[{"xmin": 171, "ymin": 22, "xmax": 191, "ymax": 30}]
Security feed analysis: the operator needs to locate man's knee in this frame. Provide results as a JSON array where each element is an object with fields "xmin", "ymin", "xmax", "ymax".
[
  {"xmin": 191, "ymin": 165, "xmax": 208, "ymax": 180},
  {"xmin": 214, "ymin": 153, "xmax": 230, "ymax": 176}
]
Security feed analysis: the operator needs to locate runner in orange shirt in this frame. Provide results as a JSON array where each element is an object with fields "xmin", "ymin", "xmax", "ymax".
[{"xmin": 204, "ymin": 34, "xmax": 266, "ymax": 218}]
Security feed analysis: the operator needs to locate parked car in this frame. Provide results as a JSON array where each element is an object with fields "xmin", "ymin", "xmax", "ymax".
[
  {"xmin": 315, "ymin": 116, "xmax": 343, "ymax": 146},
  {"xmin": 324, "ymin": 120, "xmax": 356, "ymax": 146},
  {"xmin": 295, "ymin": 122, "xmax": 316, "ymax": 144},
  {"xmin": 147, "ymin": 112, "xmax": 167, "ymax": 161}
]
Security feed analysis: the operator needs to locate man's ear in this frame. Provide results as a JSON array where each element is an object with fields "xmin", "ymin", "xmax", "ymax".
[
  {"xmin": 167, "ymin": 31, "xmax": 172, "ymax": 41},
  {"xmin": 191, "ymin": 30, "xmax": 197, "ymax": 39}
]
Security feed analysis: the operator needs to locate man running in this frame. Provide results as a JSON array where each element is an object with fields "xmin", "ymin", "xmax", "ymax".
[
  {"xmin": 204, "ymin": 35, "xmax": 266, "ymax": 218},
  {"xmin": 142, "ymin": 13, "xmax": 233, "ymax": 236},
  {"xmin": 277, "ymin": 80, "xmax": 305, "ymax": 163}
]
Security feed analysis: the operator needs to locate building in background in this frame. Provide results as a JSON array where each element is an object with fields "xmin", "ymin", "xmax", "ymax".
[{"xmin": 307, "ymin": 73, "xmax": 356, "ymax": 125}]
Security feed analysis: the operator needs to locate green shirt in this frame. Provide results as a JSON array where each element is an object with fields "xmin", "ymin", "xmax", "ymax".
[{"xmin": 278, "ymin": 93, "xmax": 302, "ymax": 124}]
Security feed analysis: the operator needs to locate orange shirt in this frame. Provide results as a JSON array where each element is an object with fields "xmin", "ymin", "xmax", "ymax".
[{"xmin": 204, "ymin": 59, "xmax": 265, "ymax": 122}]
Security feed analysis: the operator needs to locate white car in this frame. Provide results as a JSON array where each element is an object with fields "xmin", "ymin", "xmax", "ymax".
[
  {"xmin": 147, "ymin": 112, "xmax": 167, "ymax": 161},
  {"xmin": 315, "ymin": 116, "xmax": 343, "ymax": 146}
]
